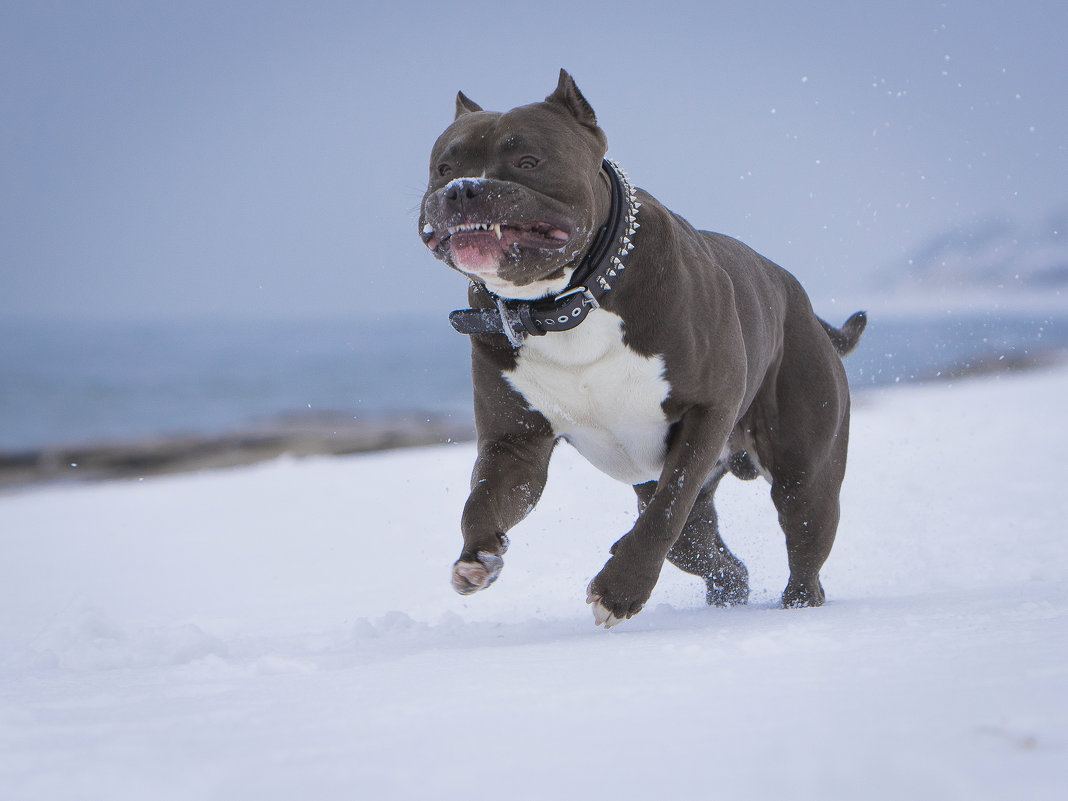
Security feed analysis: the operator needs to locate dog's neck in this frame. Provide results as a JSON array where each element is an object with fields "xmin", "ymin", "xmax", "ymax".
[{"xmin": 449, "ymin": 159, "xmax": 641, "ymax": 348}]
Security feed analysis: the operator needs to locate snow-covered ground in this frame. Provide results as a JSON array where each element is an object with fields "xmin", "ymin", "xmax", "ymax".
[{"xmin": 2, "ymin": 366, "xmax": 1066, "ymax": 800}]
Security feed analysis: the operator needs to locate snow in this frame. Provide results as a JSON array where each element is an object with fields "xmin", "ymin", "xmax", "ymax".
[{"xmin": 3, "ymin": 366, "xmax": 1067, "ymax": 800}]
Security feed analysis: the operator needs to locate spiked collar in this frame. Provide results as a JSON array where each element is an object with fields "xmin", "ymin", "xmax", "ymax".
[{"xmin": 448, "ymin": 159, "xmax": 640, "ymax": 348}]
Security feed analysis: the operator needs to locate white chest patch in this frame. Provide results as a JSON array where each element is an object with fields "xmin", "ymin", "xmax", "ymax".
[{"xmin": 505, "ymin": 310, "xmax": 671, "ymax": 486}]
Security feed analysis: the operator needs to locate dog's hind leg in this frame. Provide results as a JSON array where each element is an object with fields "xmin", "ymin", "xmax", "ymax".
[
  {"xmin": 634, "ymin": 467, "xmax": 749, "ymax": 607},
  {"xmin": 759, "ymin": 320, "xmax": 852, "ymax": 608},
  {"xmin": 768, "ymin": 450, "xmax": 845, "ymax": 608}
]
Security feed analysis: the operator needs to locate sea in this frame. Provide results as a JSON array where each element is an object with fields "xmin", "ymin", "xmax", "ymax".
[{"xmin": 1, "ymin": 309, "xmax": 1064, "ymax": 453}]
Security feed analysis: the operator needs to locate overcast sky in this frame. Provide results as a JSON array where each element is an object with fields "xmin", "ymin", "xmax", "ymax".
[{"xmin": 2, "ymin": 0, "xmax": 1065, "ymax": 321}]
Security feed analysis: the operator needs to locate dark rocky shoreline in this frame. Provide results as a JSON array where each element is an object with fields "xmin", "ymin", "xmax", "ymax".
[
  {"xmin": 3, "ymin": 347, "xmax": 1064, "ymax": 492},
  {"xmin": 0, "ymin": 412, "xmax": 475, "ymax": 490}
]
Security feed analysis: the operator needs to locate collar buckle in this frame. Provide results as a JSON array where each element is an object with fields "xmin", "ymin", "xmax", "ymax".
[{"xmin": 554, "ymin": 286, "xmax": 601, "ymax": 310}]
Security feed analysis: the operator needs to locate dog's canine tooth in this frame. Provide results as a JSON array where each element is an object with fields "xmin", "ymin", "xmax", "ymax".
[{"xmin": 493, "ymin": 223, "xmax": 503, "ymax": 240}]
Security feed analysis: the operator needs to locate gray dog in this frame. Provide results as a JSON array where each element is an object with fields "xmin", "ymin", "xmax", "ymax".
[{"xmin": 419, "ymin": 70, "xmax": 865, "ymax": 628}]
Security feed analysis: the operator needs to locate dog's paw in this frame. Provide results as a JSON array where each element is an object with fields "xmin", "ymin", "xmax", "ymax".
[
  {"xmin": 586, "ymin": 590, "xmax": 629, "ymax": 629},
  {"xmin": 585, "ymin": 557, "xmax": 656, "ymax": 629},
  {"xmin": 451, "ymin": 552, "xmax": 504, "ymax": 595},
  {"xmin": 707, "ymin": 561, "xmax": 750, "ymax": 607},
  {"xmin": 781, "ymin": 578, "xmax": 825, "ymax": 608}
]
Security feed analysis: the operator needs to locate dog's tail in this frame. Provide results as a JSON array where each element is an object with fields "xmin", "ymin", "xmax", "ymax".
[{"xmin": 820, "ymin": 311, "xmax": 867, "ymax": 357}]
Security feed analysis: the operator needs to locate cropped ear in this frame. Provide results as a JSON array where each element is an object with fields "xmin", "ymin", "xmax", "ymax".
[
  {"xmin": 455, "ymin": 91, "xmax": 484, "ymax": 120},
  {"xmin": 545, "ymin": 69, "xmax": 598, "ymax": 129}
]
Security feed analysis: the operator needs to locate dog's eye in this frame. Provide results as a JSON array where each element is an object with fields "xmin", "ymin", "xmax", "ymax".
[
  {"xmin": 516, "ymin": 155, "xmax": 541, "ymax": 170},
  {"xmin": 437, "ymin": 163, "xmax": 453, "ymax": 177}
]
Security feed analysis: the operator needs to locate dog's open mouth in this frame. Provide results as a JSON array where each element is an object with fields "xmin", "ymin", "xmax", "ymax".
[{"xmin": 422, "ymin": 221, "xmax": 571, "ymax": 270}]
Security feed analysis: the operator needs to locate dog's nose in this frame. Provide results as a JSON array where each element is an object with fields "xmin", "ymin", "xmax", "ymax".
[{"xmin": 443, "ymin": 178, "xmax": 485, "ymax": 201}]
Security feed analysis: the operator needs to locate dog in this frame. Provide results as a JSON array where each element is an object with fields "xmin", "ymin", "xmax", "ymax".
[{"xmin": 419, "ymin": 70, "xmax": 865, "ymax": 628}]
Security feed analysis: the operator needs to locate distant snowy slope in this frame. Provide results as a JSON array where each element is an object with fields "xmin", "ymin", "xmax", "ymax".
[
  {"xmin": 2, "ymin": 367, "xmax": 1067, "ymax": 800},
  {"xmin": 874, "ymin": 206, "xmax": 1068, "ymax": 298}
]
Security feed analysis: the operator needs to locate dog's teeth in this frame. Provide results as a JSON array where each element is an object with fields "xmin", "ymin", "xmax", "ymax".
[{"xmin": 451, "ymin": 223, "xmax": 500, "ymax": 234}]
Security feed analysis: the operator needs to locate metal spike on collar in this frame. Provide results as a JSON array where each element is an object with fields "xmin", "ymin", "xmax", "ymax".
[{"xmin": 604, "ymin": 158, "xmax": 640, "ymax": 276}]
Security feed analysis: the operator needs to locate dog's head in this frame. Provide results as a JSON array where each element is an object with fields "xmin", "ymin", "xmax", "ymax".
[{"xmin": 419, "ymin": 70, "xmax": 611, "ymax": 299}]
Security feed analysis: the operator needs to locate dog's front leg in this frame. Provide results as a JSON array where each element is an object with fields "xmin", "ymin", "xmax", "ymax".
[
  {"xmin": 452, "ymin": 434, "xmax": 556, "ymax": 595},
  {"xmin": 587, "ymin": 406, "xmax": 735, "ymax": 627}
]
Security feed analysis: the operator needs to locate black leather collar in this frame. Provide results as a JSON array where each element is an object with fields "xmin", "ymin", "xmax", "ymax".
[{"xmin": 448, "ymin": 159, "xmax": 640, "ymax": 348}]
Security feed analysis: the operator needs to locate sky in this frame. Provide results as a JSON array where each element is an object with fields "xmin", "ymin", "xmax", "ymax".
[{"xmin": 1, "ymin": 0, "xmax": 1065, "ymax": 321}]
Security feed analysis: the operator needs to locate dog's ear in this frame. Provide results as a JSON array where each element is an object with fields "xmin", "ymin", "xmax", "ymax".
[
  {"xmin": 545, "ymin": 69, "xmax": 598, "ymax": 129},
  {"xmin": 455, "ymin": 91, "xmax": 483, "ymax": 120}
]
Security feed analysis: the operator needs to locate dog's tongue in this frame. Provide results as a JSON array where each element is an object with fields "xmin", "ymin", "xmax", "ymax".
[{"xmin": 450, "ymin": 230, "xmax": 508, "ymax": 273}]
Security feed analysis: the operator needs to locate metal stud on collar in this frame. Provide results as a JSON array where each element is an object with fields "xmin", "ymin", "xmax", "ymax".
[{"xmin": 597, "ymin": 158, "xmax": 641, "ymax": 293}]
